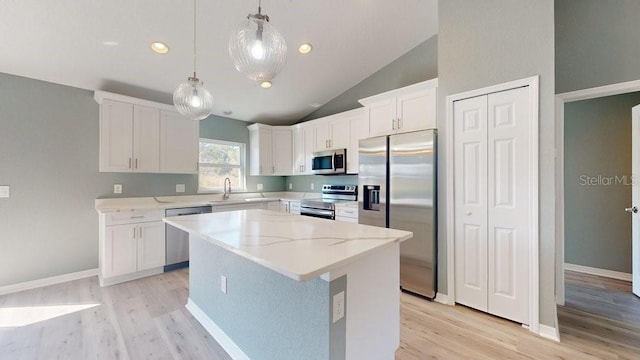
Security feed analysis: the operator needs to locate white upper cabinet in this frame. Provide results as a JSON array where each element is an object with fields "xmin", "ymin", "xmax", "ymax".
[
  {"xmin": 159, "ymin": 110, "xmax": 199, "ymax": 174},
  {"xmin": 132, "ymin": 105, "xmax": 160, "ymax": 172},
  {"xmin": 345, "ymin": 108, "xmax": 368, "ymax": 174},
  {"xmin": 96, "ymin": 91, "xmax": 199, "ymax": 174},
  {"xmin": 292, "ymin": 123, "xmax": 315, "ymax": 175},
  {"xmin": 248, "ymin": 124, "xmax": 292, "ymax": 176},
  {"xmin": 272, "ymin": 127, "xmax": 293, "ymax": 175},
  {"xmin": 99, "ymin": 99, "xmax": 134, "ymax": 172},
  {"xmin": 99, "ymin": 100, "xmax": 160, "ymax": 173},
  {"xmin": 313, "ymin": 114, "xmax": 350, "ymax": 151},
  {"xmin": 359, "ymin": 78, "xmax": 437, "ymax": 137}
]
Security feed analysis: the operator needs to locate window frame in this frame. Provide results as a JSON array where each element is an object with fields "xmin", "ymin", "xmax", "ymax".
[{"xmin": 197, "ymin": 138, "xmax": 247, "ymax": 193}]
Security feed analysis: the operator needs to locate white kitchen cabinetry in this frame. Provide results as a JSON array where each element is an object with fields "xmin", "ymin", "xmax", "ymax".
[
  {"xmin": 335, "ymin": 202, "xmax": 358, "ymax": 223},
  {"xmin": 159, "ymin": 110, "xmax": 199, "ymax": 174},
  {"xmin": 266, "ymin": 201, "xmax": 280, "ymax": 211},
  {"xmin": 359, "ymin": 79, "xmax": 437, "ymax": 137},
  {"xmin": 99, "ymin": 99, "xmax": 160, "ymax": 172},
  {"xmin": 292, "ymin": 123, "xmax": 315, "ymax": 175},
  {"xmin": 313, "ymin": 114, "xmax": 350, "ymax": 151},
  {"xmin": 96, "ymin": 91, "xmax": 199, "ymax": 174},
  {"xmin": 345, "ymin": 108, "xmax": 368, "ymax": 174},
  {"xmin": 99, "ymin": 209, "xmax": 166, "ymax": 286},
  {"xmin": 247, "ymin": 124, "xmax": 292, "ymax": 176},
  {"xmin": 279, "ymin": 200, "xmax": 301, "ymax": 214}
]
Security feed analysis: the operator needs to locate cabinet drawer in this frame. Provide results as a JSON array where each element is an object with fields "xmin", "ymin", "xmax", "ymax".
[
  {"xmin": 336, "ymin": 216, "xmax": 358, "ymax": 223},
  {"xmin": 105, "ymin": 209, "xmax": 164, "ymax": 225},
  {"xmin": 336, "ymin": 206, "xmax": 358, "ymax": 219}
]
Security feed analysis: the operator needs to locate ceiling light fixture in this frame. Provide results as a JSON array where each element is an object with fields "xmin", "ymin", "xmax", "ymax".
[
  {"xmin": 298, "ymin": 43, "xmax": 312, "ymax": 54},
  {"xmin": 229, "ymin": 0, "xmax": 287, "ymax": 85},
  {"xmin": 173, "ymin": 0, "xmax": 213, "ymax": 121},
  {"xmin": 150, "ymin": 42, "xmax": 169, "ymax": 54},
  {"xmin": 260, "ymin": 81, "xmax": 272, "ymax": 89}
]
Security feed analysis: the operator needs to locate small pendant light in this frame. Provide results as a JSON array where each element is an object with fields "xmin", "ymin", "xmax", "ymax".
[{"xmin": 173, "ymin": 0, "xmax": 214, "ymax": 120}]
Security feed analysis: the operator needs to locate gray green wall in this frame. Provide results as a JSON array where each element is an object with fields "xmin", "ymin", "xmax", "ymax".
[
  {"xmin": 438, "ymin": 0, "xmax": 555, "ymax": 326},
  {"xmin": 301, "ymin": 35, "xmax": 438, "ymax": 122},
  {"xmin": 556, "ymin": 0, "xmax": 640, "ymax": 94},
  {"xmin": 0, "ymin": 72, "xmax": 283, "ymax": 287},
  {"xmin": 564, "ymin": 93, "xmax": 640, "ymax": 273},
  {"xmin": 284, "ymin": 175, "xmax": 357, "ymax": 193}
]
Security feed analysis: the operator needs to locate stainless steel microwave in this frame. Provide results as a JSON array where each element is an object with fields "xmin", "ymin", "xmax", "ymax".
[{"xmin": 312, "ymin": 149, "xmax": 347, "ymax": 175}]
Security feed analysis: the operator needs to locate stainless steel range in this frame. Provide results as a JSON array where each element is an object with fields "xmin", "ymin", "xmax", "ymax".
[{"xmin": 300, "ymin": 185, "xmax": 357, "ymax": 220}]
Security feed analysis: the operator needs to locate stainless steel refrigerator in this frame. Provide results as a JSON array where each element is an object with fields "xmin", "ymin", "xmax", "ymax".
[{"xmin": 358, "ymin": 130, "xmax": 437, "ymax": 299}]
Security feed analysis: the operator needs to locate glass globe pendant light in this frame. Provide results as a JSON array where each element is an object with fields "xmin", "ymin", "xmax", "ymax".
[
  {"xmin": 229, "ymin": 0, "xmax": 287, "ymax": 85},
  {"xmin": 173, "ymin": 0, "xmax": 213, "ymax": 120}
]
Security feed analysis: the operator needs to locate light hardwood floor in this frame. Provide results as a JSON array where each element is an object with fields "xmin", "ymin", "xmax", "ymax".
[{"xmin": 1, "ymin": 269, "xmax": 639, "ymax": 359}]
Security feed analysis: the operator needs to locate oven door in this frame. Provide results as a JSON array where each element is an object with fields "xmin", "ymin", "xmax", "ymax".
[{"xmin": 300, "ymin": 207, "xmax": 335, "ymax": 220}]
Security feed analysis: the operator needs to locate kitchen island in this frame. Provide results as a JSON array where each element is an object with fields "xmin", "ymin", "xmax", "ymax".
[{"xmin": 164, "ymin": 209, "xmax": 412, "ymax": 360}]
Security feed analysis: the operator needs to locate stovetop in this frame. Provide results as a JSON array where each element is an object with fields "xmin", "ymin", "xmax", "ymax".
[{"xmin": 300, "ymin": 184, "xmax": 357, "ymax": 210}]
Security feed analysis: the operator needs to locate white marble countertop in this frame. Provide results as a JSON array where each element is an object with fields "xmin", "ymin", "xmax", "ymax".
[
  {"xmin": 95, "ymin": 192, "xmax": 317, "ymax": 213},
  {"xmin": 163, "ymin": 209, "xmax": 412, "ymax": 281}
]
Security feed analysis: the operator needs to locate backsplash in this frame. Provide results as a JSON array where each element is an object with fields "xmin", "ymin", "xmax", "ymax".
[{"xmin": 284, "ymin": 175, "xmax": 358, "ymax": 193}]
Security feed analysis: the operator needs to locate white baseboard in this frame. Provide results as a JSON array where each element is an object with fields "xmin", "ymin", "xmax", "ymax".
[
  {"xmin": 539, "ymin": 324, "xmax": 560, "ymax": 342},
  {"xmin": 434, "ymin": 292, "xmax": 452, "ymax": 305},
  {"xmin": 564, "ymin": 263, "xmax": 632, "ymax": 282},
  {"xmin": 0, "ymin": 268, "xmax": 99, "ymax": 296},
  {"xmin": 186, "ymin": 298, "xmax": 249, "ymax": 360}
]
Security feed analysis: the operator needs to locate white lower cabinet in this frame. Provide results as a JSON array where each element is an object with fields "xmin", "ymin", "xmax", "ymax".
[
  {"xmin": 99, "ymin": 209, "xmax": 165, "ymax": 286},
  {"xmin": 335, "ymin": 202, "xmax": 358, "ymax": 223},
  {"xmin": 279, "ymin": 200, "xmax": 301, "ymax": 214}
]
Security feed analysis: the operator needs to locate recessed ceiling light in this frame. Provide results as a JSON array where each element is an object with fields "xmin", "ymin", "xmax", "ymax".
[
  {"xmin": 309, "ymin": 103, "xmax": 322, "ymax": 108},
  {"xmin": 260, "ymin": 81, "xmax": 272, "ymax": 89},
  {"xmin": 102, "ymin": 40, "xmax": 119, "ymax": 46},
  {"xmin": 298, "ymin": 43, "xmax": 313, "ymax": 54},
  {"xmin": 151, "ymin": 42, "xmax": 169, "ymax": 54}
]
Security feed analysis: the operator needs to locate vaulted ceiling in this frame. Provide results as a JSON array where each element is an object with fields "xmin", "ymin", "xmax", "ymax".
[{"xmin": 0, "ymin": 0, "xmax": 437, "ymax": 124}]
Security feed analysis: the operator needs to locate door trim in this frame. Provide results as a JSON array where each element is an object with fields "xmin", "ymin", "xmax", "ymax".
[
  {"xmin": 446, "ymin": 76, "xmax": 540, "ymax": 334},
  {"xmin": 555, "ymin": 79, "xmax": 640, "ymax": 306}
]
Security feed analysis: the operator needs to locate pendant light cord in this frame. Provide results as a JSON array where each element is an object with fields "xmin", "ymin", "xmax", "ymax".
[{"xmin": 193, "ymin": 0, "xmax": 197, "ymax": 78}]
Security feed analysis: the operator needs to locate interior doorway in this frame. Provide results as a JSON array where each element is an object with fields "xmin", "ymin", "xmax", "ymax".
[{"xmin": 556, "ymin": 81, "xmax": 640, "ymax": 345}]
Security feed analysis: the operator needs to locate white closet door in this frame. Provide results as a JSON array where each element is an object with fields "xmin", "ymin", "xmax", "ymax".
[
  {"xmin": 486, "ymin": 87, "xmax": 530, "ymax": 324},
  {"xmin": 454, "ymin": 95, "xmax": 489, "ymax": 312}
]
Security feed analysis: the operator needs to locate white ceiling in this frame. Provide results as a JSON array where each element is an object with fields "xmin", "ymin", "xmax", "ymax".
[{"xmin": 0, "ymin": 0, "xmax": 437, "ymax": 125}]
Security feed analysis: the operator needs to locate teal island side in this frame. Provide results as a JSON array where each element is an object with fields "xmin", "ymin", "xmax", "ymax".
[{"xmin": 164, "ymin": 209, "xmax": 412, "ymax": 360}]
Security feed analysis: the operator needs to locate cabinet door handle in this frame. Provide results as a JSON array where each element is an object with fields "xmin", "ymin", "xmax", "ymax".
[
  {"xmin": 392, "ymin": 119, "xmax": 396, "ymax": 130},
  {"xmin": 272, "ymin": 166, "xmax": 275, "ymax": 174},
  {"xmin": 132, "ymin": 227, "xmax": 136, "ymax": 239},
  {"xmin": 135, "ymin": 158, "xmax": 138, "ymax": 169},
  {"xmin": 129, "ymin": 157, "xmax": 132, "ymax": 169},
  {"xmin": 398, "ymin": 118, "xmax": 402, "ymax": 129},
  {"xmin": 130, "ymin": 216, "xmax": 144, "ymax": 219},
  {"xmin": 139, "ymin": 226, "xmax": 142, "ymax": 239}
]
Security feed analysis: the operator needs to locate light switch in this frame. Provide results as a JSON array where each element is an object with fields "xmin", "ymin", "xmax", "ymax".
[
  {"xmin": 257, "ymin": 183, "xmax": 263, "ymax": 191},
  {"xmin": 289, "ymin": 183, "xmax": 292, "ymax": 190},
  {"xmin": 0, "ymin": 186, "xmax": 10, "ymax": 198},
  {"xmin": 220, "ymin": 275, "xmax": 227, "ymax": 294},
  {"xmin": 332, "ymin": 291, "xmax": 345, "ymax": 323},
  {"xmin": 176, "ymin": 184, "xmax": 185, "ymax": 193},
  {"xmin": 114, "ymin": 184, "xmax": 122, "ymax": 194},
  {"xmin": 310, "ymin": 183, "xmax": 315, "ymax": 190}
]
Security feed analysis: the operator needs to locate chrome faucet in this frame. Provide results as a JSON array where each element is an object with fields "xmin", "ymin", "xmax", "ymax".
[{"xmin": 223, "ymin": 177, "xmax": 231, "ymax": 200}]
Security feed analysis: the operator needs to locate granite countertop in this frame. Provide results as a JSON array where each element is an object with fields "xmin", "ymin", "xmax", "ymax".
[
  {"xmin": 163, "ymin": 209, "xmax": 412, "ymax": 281},
  {"xmin": 95, "ymin": 192, "xmax": 316, "ymax": 213}
]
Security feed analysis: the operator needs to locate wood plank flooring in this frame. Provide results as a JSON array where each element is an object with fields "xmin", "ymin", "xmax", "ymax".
[{"xmin": 1, "ymin": 269, "xmax": 639, "ymax": 359}]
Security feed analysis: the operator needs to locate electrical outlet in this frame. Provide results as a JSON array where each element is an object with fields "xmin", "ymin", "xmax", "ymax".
[
  {"xmin": 0, "ymin": 186, "xmax": 9, "ymax": 198},
  {"xmin": 310, "ymin": 183, "xmax": 314, "ymax": 190},
  {"xmin": 176, "ymin": 184, "xmax": 185, "ymax": 193},
  {"xmin": 289, "ymin": 183, "xmax": 292, "ymax": 190},
  {"xmin": 332, "ymin": 291, "xmax": 345, "ymax": 323},
  {"xmin": 113, "ymin": 184, "xmax": 122, "ymax": 194},
  {"xmin": 257, "ymin": 183, "xmax": 263, "ymax": 191},
  {"xmin": 220, "ymin": 275, "xmax": 227, "ymax": 294}
]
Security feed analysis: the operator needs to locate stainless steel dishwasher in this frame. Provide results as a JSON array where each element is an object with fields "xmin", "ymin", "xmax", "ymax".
[{"xmin": 164, "ymin": 205, "xmax": 212, "ymax": 271}]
